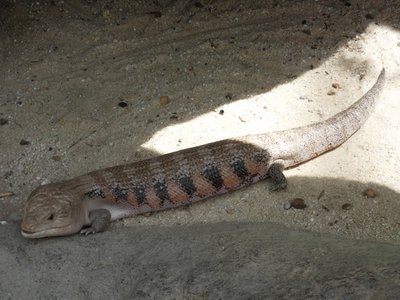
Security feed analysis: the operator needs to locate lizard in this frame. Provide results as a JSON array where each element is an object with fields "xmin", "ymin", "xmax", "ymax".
[{"xmin": 21, "ymin": 68, "xmax": 385, "ymax": 238}]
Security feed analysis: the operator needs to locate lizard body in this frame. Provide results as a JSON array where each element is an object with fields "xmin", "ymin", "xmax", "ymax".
[{"xmin": 21, "ymin": 69, "xmax": 385, "ymax": 238}]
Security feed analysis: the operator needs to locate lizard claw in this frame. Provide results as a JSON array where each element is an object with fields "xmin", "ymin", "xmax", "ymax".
[
  {"xmin": 80, "ymin": 227, "xmax": 97, "ymax": 235},
  {"xmin": 270, "ymin": 181, "xmax": 287, "ymax": 191}
]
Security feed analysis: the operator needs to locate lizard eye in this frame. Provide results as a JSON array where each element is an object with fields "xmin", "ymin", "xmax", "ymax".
[{"xmin": 47, "ymin": 214, "xmax": 54, "ymax": 221}]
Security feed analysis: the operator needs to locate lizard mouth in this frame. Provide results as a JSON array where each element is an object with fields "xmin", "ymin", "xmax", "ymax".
[
  {"xmin": 21, "ymin": 221, "xmax": 82, "ymax": 238},
  {"xmin": 21, "ymin": 229, "xmax": 46, "ymax": 238},
  {"xmin": 21, "ymin": 222, "xmax": 67, "ymax": 238},
  {"xmin": 21, "ymin": 228, "xmax": 68, "ymax": 239},
  {"xmin": 20, "ymin": 228, "xmax": 58, "ymax": 239}
]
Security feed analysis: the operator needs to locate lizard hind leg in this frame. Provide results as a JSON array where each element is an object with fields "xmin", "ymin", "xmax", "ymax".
[
  {"xmin": 267, "ymin": 160, "xmax": 287, "ymax": 191},
  {"xmin": 80, "ymin": 209, "xmax": 112, "ymax": 235}
]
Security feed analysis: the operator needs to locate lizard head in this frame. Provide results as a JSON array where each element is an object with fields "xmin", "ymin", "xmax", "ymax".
[{"xmin": 21, "ymin": 184, "xmax": 84, "ymax": 238}]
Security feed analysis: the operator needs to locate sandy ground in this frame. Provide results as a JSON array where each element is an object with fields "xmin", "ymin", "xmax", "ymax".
[
  {"xmin": 0, "ymin": 0, "xmax": 400, "ymax": 297},
  {"xmin": 1, "ymin": 0, "xmax": 399, "ymax": 243}
]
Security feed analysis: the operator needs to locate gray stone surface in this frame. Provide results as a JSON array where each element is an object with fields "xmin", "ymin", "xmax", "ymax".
[{"xmin": 1, "ymin": 221, "xmax": 400, "ymax": 299}]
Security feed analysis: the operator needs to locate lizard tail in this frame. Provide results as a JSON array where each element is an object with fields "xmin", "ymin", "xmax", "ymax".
[{"xmin": 253, "ymin": 68, "xmax": 386, "ymax": 168}]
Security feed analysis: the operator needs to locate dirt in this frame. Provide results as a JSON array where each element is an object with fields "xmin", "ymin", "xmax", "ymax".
[{"xmin": 0, "ymin": 0, "xmax": 399, "ymax": 245}]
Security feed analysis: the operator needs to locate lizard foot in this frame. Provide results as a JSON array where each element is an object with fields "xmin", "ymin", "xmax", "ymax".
[
  {"xmin": 268, "ymin": 160, "xmax": 287, "ymax": 191},
  {"xmin": 80, "ymin": 209, "xmax": 111, "ymax": 236}
]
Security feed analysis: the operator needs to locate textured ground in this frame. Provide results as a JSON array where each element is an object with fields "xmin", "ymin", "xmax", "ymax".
[{"xmin": 0, "ymin": 0, "xmax": 400, "ymax": 298}]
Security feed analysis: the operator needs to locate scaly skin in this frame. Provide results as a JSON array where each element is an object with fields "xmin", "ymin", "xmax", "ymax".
[{"xmin": 21, "ymin": 69, "xmax": 385, "ymax": 238}]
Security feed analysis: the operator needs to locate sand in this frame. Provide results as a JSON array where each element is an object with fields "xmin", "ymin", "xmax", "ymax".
[{"xmin": 1, "ymin": 0, "xmax": 399, "ymax": 243}]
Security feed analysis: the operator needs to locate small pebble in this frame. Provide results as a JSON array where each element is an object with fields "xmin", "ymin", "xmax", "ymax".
[
  {"xmin": 363, "ymin": 187, "xmax": 378, "ymax": 198},
  {"xmin": 0, "ymin": 221, "xmax": 8, "ymax": 225},
  {"xmin": 19, "ymin": 139, "xmax": 30, "ymax": 145},
  {"xmin": 283, "ymin": 202, "xmax": 291, "ymax": 210},
  {"xmin": 332, "ymin": 83, "xmax": 340, "ymax": 89},
  {"xmin": 0, "ymin": 118, "xmax": 8, "ymax": 125},
  {"xmin": 118, "ymin": 101, "xmax": 128, "ymax": 108},
  {"xmin": 146, "ymin": 11, "xmax": 162, "ymax": 18},
  {"xmin": 160, "ymin": 95, "xmax": 170, "ymax": 106},
  {"xmin": 170, "ymin": 113, "xmax": 178, "ymax": 120},
  {"xmin": 289, "ymin": 198, "xmax": 307, "ymax": 209},
  {"xmin": 365, "ymin": 13, "xmax": 374, "ymax": 20},
  {"xmin": 225, "ymin": 93, "xmax": 233, "ymax": 100},
  {"xmin": 219, "ymin": 109, "xmax": 224, "ymax": 115},
  {"xmin": 341, "ymin": 203, "xmax": 353, "ymax": 210},
  {"xmin": 327, "ymin": 90, "xmax": 336, "ymax": 96},
  {"xmin": 328, "ymin": 220, "xmax": 338, "ymax": 226}
]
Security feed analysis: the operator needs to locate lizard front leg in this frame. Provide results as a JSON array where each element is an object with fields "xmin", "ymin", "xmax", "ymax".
[
  {"xmin": 267, "ymin": 160, "xmax": 287, "ymax": 191},
  {"xmin": 80, "ymin": 209, "xmax": 111, "ymax": 235}
]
